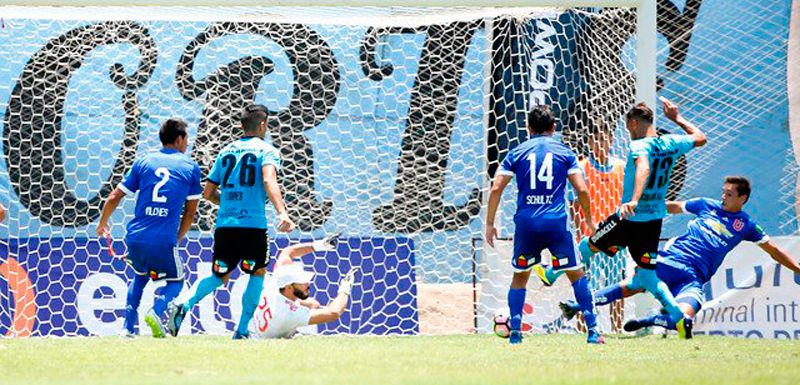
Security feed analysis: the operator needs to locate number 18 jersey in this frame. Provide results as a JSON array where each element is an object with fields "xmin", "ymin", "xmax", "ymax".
[
  {"xmin": 499, "ymin": 134, "xmax": 581, "ymax": 231},
  {"xmin": 207, "ymin": 136, "xmax": 281, "ymax": 229}
]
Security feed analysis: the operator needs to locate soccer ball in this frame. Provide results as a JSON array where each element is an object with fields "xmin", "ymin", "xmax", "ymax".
[{"xmin": 493, "ymin": 313, "xmax": 511, "ymax": 338}]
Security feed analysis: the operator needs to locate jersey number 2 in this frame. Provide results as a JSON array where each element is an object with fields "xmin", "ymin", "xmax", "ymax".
[
  {"xmin": 527, "ymin": 152, "xmax": 554, "ymax": 190},
  {"xmin": 152, "ymin": 167, "xmax": 170, "ymax": 203}
]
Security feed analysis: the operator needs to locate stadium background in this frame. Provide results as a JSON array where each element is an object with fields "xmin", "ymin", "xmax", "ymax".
[{"xmin": 0, "ymin": 0, "xmax": 797, "ymax": 337}]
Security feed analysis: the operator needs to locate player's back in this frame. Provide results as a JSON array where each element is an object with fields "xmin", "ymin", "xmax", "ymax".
[
  {"xmin": 501, "ymin": 135, "xmax": 580, "ymax": 231},
  {"xmin": 124, "ymin": 148, "xmax": 201, "ymax": 246},
  {"xmin": 622, "ymin": 134, "xmax": 696, "ymax": 222},
  {"xmin": 208, "ymin": 136, "xmax": 281, "ymax": 229},
  {"xmin": 662, "ymin": 198, "xmax": 767, "ymax": 282}
]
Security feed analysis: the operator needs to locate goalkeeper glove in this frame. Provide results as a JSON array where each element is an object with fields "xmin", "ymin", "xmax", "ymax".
[{"xmin": 338, "ymin": 267, "xmax": 358, "ymax": 296}]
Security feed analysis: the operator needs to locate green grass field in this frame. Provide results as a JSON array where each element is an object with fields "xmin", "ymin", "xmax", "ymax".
[{"xmin": 1, "ymin": 334, "xmax": 798, "ymax": 385}]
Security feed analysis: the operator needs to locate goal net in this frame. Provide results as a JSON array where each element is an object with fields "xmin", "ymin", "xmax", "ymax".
[{"xmin": 0, "ymin": 2, "xmax": 660, "ymax": 336}]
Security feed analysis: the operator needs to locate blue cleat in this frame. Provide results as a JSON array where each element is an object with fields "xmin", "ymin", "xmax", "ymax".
[
  {"xmin": 587, "ymin": 328, "xmax": 605, "ymax": 344},
  {"xmin": 166, "ymin": 301, "xmax": 187, "ymax": 337},
  {"xmin": 232, "ymin": 331, "xmax": 250, "ymax": 340},
  {"xmin": 676, "ymin": 316, "xmax": 693, "ymax": 339},
  {"xmin": 509, "ymin": 330, "xmax": 522, "ymax": 345},
  {"xmin": 559, "ymin": 300, "xmax": 580, "ymax": 321}
]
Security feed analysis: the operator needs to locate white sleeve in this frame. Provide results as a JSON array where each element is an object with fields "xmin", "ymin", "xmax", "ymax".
[{"xmin": 292, "ymin": 306, "xmax": 312, "ymax": 328}]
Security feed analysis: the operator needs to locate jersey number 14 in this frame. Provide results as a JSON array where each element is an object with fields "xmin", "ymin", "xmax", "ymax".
[{"xmin": 527, "ymin": 152, "xmax": 554, "ymax": 190}]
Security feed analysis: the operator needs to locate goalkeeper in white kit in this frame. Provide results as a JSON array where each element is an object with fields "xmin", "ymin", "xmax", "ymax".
[{"xmin": 251, "ymin": 233, "xmax": 358, "ymax": 338}]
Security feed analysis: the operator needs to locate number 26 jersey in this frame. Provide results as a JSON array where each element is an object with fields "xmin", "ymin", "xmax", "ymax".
[{"xmin": 207, "ymin": 136, "xmax": 281, "ymax": 229}]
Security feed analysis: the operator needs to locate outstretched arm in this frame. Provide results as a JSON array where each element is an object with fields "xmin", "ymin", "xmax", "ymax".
[
  {"xmin": 95, "ymin": 187, "xmax": 127, "ymax": 237},
  {"xmin": 661, "ymin": 97, "xmax": 707, "ymax": 147},
  {"xmin": 308, "ymin": 268, "xmax": 356, "ymax": 325},
  {"xmin": 666, "ymin": 201, "xmax": 686, "ymax": 214},
  {"xmin": 759, "ymin": 240, "xmax": 800, "ymax": 274}
]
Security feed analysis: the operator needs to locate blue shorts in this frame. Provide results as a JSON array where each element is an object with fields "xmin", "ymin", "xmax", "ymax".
[
  {"xmin": 512, "ymin": 227, "xmax": 580, "ymax": 272},
  {"xmin": 656, "ymin": 261, "xmax": 704, "ymax": 311},
  {"xmin": 125, "ymin": 240, "xmax": 184, "ymax": 281}
]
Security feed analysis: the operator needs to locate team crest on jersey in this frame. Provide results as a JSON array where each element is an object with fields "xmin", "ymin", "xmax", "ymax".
[{"xmin": 733, "ymin": 219, "xmax": 744, "ymax": 231}]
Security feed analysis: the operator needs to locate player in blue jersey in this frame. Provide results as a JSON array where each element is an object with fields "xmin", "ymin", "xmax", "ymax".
[
  {"xmin": 167, "ymin": 104, "xmax": 295, "ymax": 339},
  {"xmin": 567, "ymin": 98, "xmax": 707, "ymax": 339},
  {"xmin": 560, "ymin": 176, "xmax": 800, "ymax": 334},
  {"xmin": 485, "ymin": 105, "xmax": 603, "ymax": 344},
  {"xmin": 96, "ymin": 118, "xmax": 202, "ymax": 338}
]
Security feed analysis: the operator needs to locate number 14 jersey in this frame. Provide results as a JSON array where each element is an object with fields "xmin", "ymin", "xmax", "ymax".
[
  {"xmin": 207, "ymin": 136, "xmax": 281, "ymax": 229},
  {"xmin": 499, "ymin": 134, "xmax": 581, "ymax": 231}
]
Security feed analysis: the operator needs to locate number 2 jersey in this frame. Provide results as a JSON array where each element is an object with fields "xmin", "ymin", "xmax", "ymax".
[
  {"xmin": 622, "ymin": 134, "xmax": 696, "ymax": 222},
  {"xmin": 207, "ymin": 136, "xmax": 281, "ymax": 229},
  {"xmin": 660, "ymin": 197, "xmax": 768, "ymax": 283},
  {"xmin": 119, "ymin": 148, "xmax": 203, "ymax": 246},
  {"xmin": 499, "ymin": 134, "xmax": 581, "ymax": 231}
]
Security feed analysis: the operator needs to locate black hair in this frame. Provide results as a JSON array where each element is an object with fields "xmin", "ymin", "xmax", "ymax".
[
  {"xmin": 528, "ymin": 105, "xmax": 556, "ymax": 134},
  {"xmin": 241, "ymin": 104, "xmax": 268, "ymax": 133},
  {"xmin": 159, "ymin": 118, "xmax": 188, "ymax": 145}
]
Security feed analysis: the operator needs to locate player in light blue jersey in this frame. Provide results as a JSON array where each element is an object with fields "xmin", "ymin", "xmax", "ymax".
[
  {"xmin": 486, "ymin": 105, "xmax": 603, "ymax": 344},
  {"xmin": 168, "ymin": 104, "xmax": 295, "ymax": 339},
  {"xmin": 561, "ymin": 176, "xmax": 800, "ymax": 334},
  {"xmin": 96, "ymin": 118, "xmax": 202, "ymax": 338},
  {"xmin": 568, "ymin": 98, "xmax": 707, "ymax": 338}
]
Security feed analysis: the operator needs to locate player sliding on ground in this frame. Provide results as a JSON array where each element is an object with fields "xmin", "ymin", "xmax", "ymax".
[
  {"xmin": 565, "ymin": 98, "xmax": 706, "ymax": 339},
  {"xmin": 485, "ymin": 105, "xmax": 602, "ymax": 344},
  {"xmin": 251, "ymin": 233, "xmax": 357, "ymax": 339},
  {"xmin": 560, "ymin": 176, "xmax": 800, "ymax": 333},
  {"xmin": 96, "ymin": 118, "xmax": 202, "ymax": 337},
  {"xmin": 168, "ymin": 104, "xmax": 295, "ymax": 339}
]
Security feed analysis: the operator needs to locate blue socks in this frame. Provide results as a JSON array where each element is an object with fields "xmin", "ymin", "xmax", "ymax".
[
  {"xmin": 636, "ymin": 268, "xmax": 684, "ymax": 322},
  {"xmin": 185, "ymin": 274, "xmax": 224, "ymax": 310},
  {"xmin": 154, "ymin": 281, "xmax": 183, "ymax": 317},
  {"xmin": 594, "ymin": 283, "xmax": 624, "ymax": 306},
  {"xmin": 571, "ymin": 276, "xmax": 597, "ymax": 330},
  {"xmin": 237, "ymin": 275, "xmax": 265, "ymax": 335},
  {"xmin": 508, "ymin": 288, "xmax": 526, "ymax": 332},
  {"xmin": 638, "ymin": 314, "xmax": 676, "ymax": 329},
  {"xmin": 124, "ymin": 274, "xmax": 149, "ymax": 334}
]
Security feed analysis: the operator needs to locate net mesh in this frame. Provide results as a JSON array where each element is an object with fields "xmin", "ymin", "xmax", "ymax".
[{"xmin": 0, "ymin": 2, "xmax": 792, "ymax": 337}]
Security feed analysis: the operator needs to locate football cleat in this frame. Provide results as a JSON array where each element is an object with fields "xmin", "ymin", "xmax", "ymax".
[
  {"xmin": 676, "ymin": 316, "xmax": 694, "ymax": 339},
  {"xmin": 533, "ymin": 265, "xmax": 554, "ymax": 287},
  {"xmin": 509, "ymin": 330, "xmax": 523, "ymax": 345},
  {"xmin": 166, "ymin": 301, "xmax": 187, "ymax": 337},
  {"xmin": 144, "ymin": 309, "xmax": 167, "ymax": 338},
  {"xmin": 559, "ymin": 300, "xmax": 580, "ymax": 321},
  {"xmin": 232, "ymin": 331, "xmax": 251, "ymax": 340},
  {"xmin": 587, "ymin": 328, "xmax": 605, "ymax": 344},
  {"xmin": 623, "ymin": 318, "xmax": 647, "ymax": 333}
]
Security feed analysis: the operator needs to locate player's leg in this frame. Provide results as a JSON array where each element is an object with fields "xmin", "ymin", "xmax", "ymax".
[
  {"xmin": 167, "ymin": 228, "xmax": 234, "ymax": 336},
  {"xmin": 560, "ymin": 280, "xmax": 643, "ymax": 320},
  {"xmin": 146, "ymin": 244, "xmax": 184, "ymax": 338},
  {"xmin": 123, "ymin": 242, "xmax": 150, "ymax": 336},
  {"xmin": 624, "ymin": 264, "xmax": 702, "ymax": 335},
  {"xmin": 233, "ymin": 229, "xmax": 270, "ymax": 339},
  {"xmin": 627, "ymin": 220, "xmax": 691, "ymax": 338},
  {"xmin": 507, "ymin": 230, "xmax": 542, "ymax": 345},
  {"xmin": 550, "ymin": 231, "xmax": 603, "ymax": 344}
]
